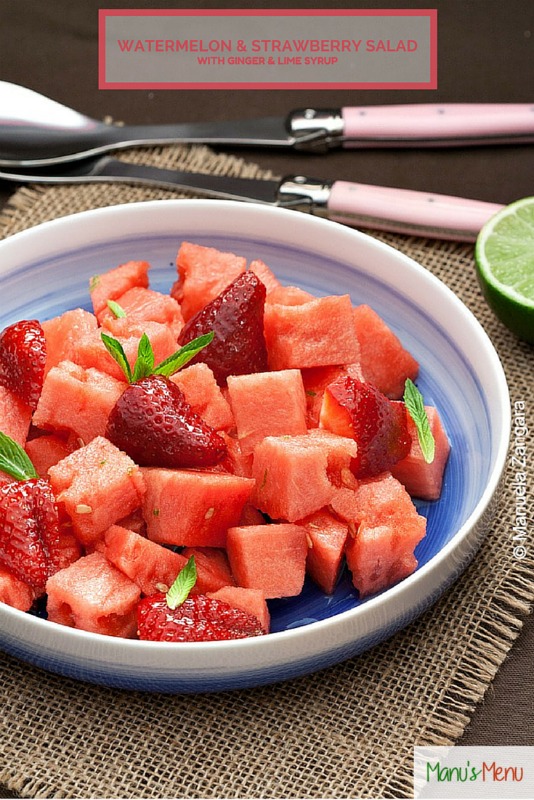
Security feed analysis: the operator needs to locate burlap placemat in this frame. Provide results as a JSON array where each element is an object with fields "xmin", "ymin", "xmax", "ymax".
[{"xmin": 0, "ymin": 144, "xmax": 532, "ymax": 800}]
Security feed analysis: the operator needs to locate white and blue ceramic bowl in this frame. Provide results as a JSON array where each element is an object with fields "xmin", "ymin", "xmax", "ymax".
[{"xmin": 0, "ymin": 200, "xmax": 510, "ymax": 693}]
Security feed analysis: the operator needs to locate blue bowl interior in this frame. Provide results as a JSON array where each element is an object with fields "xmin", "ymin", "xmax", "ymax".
[{"xmin": 0, "ymin": 230, "xmax": 492, "ymax": 633}]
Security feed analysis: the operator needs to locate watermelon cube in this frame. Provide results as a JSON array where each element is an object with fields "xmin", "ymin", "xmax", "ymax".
[
  {"xmin": 181, "ymin": 547, "xmax": 235, "ymax": 594},
  {"xmin": 142, "ymin": 468, "xmax": 255, "ymax": 547},
  {"xmin": 100, "ymin": 286, "xmax": 184, "ymax": 337},
  {"xmin": 171, "ymin": 242, "xmax": 246, "ymax": 321},
  {"xmin": 251, "ymin": 430, "xmax": 357, "ymax": 522},
  {"xmin": 42, "ymin": 308, "xmax": 98, "ymax": 375},
  {"xmin": 33, "ymin": 361, "xmax": 126, "ymax": 445},
  {"xmin": 208, "ymin": 585, "xmax": 270, "ymax": 633},
  {"xmin": 170, "ymin": 362, "xmax": 234, "ymax": 431},
  {"xmin": 89, "ymin": 260, "xmax": 150, "ymax": 323},
  {"xmin": 226, "ymin": 369, "xmax": 307, "ymax": 455},
  {"xmin": 46, "ymin": 551, "xmax": 141, "ymax": 637},
  {"xmin": 56, "ymin": 527, "xmax": 83, "ymax": 571},
  {"xmin": 0, "ymin": 564, "xmax": 35, "ymax": 611},
  {"xmin": 104, "ymin": 524, "xmax": 187, "ymax": 596},
  {"xmin": 0, "ymin": 385, "xmax": 32, "ymax": 446},
  {"xmin": 74, "ymin": 320, "xmax": 178, "ymax": 382},
  {"xmin": 248, "ymin": 259, "xmax": 281, "ymax": 295},
  {"xmin": 298, "ymin": 509, "xmax": 349, "ymax": 594},
  {"xmin": 391, "ymin": 404, "xmax": 451, "ymax": 500},
  {"xmin": 265, "ymin": 285, "xmax": 315, "ymax": 306},
  {"xmin": 115, "ymin": 509, "xmax": 147, "ymax": 536},
  {"xmin": 25, "ymin": 434, "xmax": 76, "ymax": 478},
  {"xmin": 263, "ymin": 294, "xmax": 360, "ymax": 371},
  {"xmin": 339, "ymin": 473, "xmax": 427, "ymax": 597},
  {"xmin": 352, "ymin": 305, "xmax": 419, "ymax": 399},
  {"xmin": 48, "ymin": 436, "xmax": 146, "ymax": 546},
  {"xmin": 227, "ymin": 523, "xmax": 308, "ymax": 598}
]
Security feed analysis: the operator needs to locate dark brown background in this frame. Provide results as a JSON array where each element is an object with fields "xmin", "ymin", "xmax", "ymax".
[{"xmin": 0, "ymin": 1, "xmax": 533, "ymax": 794}]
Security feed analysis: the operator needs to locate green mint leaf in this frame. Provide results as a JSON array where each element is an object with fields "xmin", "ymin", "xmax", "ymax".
[
  {"xmin": 154, "ymin": 331, "xmax": 214, "ymax": 377},
  {"xmin": 166, "ymin": 556, "xmax": 197, "ymax": 609},
  {"xmin": 132, "ymin": 333, "xmax": 155, "ymax": 382},
  {"xmin": 403, "ymin": 379, "xmax": 435, "ymax": 464},
  {"xmin": 0, "ymin": 431, "xmax": 38, "ymax": 481},
  {"xmin": 89, "ymin": 275, "xmax": 100, "ymax": 292},
  {"xmin": 100, "ymin": 332, "xmax": 132, "ymax": 383},
  {"xmin": 106, "ymin": 300, "xmax": 127, "ymax": 319}
]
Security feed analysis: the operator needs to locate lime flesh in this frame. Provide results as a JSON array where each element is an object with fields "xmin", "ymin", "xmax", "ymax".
[{"xmin": 475, "ymin": 196, "xmax": 534, "ymax": 344}]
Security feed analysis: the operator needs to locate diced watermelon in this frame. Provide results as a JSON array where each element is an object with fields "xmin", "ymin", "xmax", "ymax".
[
  {"xmin": 215, "ymin": 433, "xmax": 254, "ymax": 478},
  {"xmin": 25, "ymin": 434, "xmax": 76, "ymax": 478},
  {"xmin": 142, "ymin": 468, "xmax": 255, "ymax": 548},
  {"xmin": 171, "ymin": 242, "xmax": 246, "ymax": 321},
  {"xmin": 298, "ymin": 509, "xmax": 349, "ymax": 594},
  {"xmin": 115, "ymin": 509, "xmax": 146, "ymax": 536},
  {"xmin": 74, "ymin": 321, "xmax": 178, "ymax": 381},
  {"xmin": 226, "ymin": 523, "xmax": 308, "ymax": 599},
  {"xmin": 0, "ymin": 385, "xmax": 32, "ymax": 445},
  {"xmin": 48, "ymin": 436, "xmax": 146, "ymax": 546},
  {"xmin": 170, "ymin": 363, "xmax": 234, "ymax": 431},
  {"xmin": 346, "ymin": 526, "xmax": 419, "ymax": 599},
  {"xmin": 265, "ymin": 285, "xmax": 315, "ymax": 306},
  {"xmin": 337, "ymin": 473, "xmax": 427, "ymax": 597},
  {"xmin": 33, "ymin": 361, "xmax": 126, "ymax": 445},
  {"xmin": 89, "ymin": 260, "xmax": 150, "ymax": 323},
  {"xmin": 264, "ymin": 294, "xmax": 360, "ymax": 370},
  {"xmin": 46, "ymin": 551, "xmax": 141, "ymax": 637},
  {"xmin": 391, "ymin": 404, "xmax": 450, "ymax": 500},
  {"xmin": 251, "ymin": 430, "xmax": 357, "ymax": 522},
  {"xmin": 0, "ymin": 564, "xmax": 36, "ymax": 611},
  {"xmin": 100, "ymin": 286, "xmax": 184, "ymax": 337},
  {"xmin": 181, "ymin": 547, "xmax": 235, "ymax": 594},
  {"xmin": 208, "ymin": 585, "xmax": 270, "ymax": 633},
  {"xmin": 42, "ymin": 308, "xmax": 98, "ymax": 376},
  {"xmin": 239, "ymin": 503, "xmax": 266, "ymax": 526},
  {"xmin": 248, "ymin": 259, "xmax": 281, "ymax": 295},
  {"xmin": 226, "ymin": 369, "xmax": 307, "ymax": 455},
  {"xmin": 104, "ymin": 524, "xmax": 187, "ymax": 596},
  {"xmin": 56, "ymin": 526, "xmax": 83, "ymax": 571},
  {"xmin": 352, "ymin": 305, "xmax": 419, "ymax": 399}
]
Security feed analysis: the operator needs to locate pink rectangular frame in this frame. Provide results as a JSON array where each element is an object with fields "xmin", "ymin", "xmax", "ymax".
[{"xmin": 98, "ymin": 8, "xmax": 438, "ymax": 90}]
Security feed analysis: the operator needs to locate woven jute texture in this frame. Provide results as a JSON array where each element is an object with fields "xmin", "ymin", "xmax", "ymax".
[{"xmin": 0, "ymin": 145, "xmax": 532, "ymax": 800}]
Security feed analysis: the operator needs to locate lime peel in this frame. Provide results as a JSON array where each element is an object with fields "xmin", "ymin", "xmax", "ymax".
[{"xmin": 475, "ymin": 196, "xmax": 534, "ymax": 343}]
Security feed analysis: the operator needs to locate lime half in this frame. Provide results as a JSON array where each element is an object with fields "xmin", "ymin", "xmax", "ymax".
[{"xmin": 475, "ymin": 196, "xmax": 534, "ymax": 344}]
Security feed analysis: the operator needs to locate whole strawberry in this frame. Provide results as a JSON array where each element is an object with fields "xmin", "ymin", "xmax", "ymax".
[
  {"xmin": 0, "ymin": 319, "xmax": 46, "ymax": 409},
  {"xmin": 178, "ymin": 271, "xmax": 268, "ymax": 385},
  {"xmin": 106, "ymin": 374, "xmax": 227, "ymax": 469},
  {"xmin": 137, "ymin": 557, "xmax": 265, "ymax": 642},
  {"xmin": 0, "ymin": 432, "xmax": 61, "ymax": 592}
]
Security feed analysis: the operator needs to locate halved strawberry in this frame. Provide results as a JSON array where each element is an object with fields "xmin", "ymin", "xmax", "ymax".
[
  {"xmin": 106, "ymin": 374, "xmax": 227, "ymax": 469},
  {"xmin": 137, "ymin": 592, "xmax": 265, "ymax": 642},
  {"xmin": 0, "ymin": 478, "xmax": 61, "ymax": 592},
  {"xmin": 137, "ymin": 556, "xmax": 264, "ymax": 642},
  {"xmin": 320, "ymin": 376, "xmax": 412, "ymax": 478},
  {"xmin": 177, "ymin": 272, "xmax": 268, "ymax": 385},
  {"xmin": 0, "ymin": 319, "xmax": 46, "ymax": 409}
]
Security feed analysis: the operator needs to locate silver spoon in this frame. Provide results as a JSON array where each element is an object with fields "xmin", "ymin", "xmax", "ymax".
[
  {"xmin": 3, "ymin": 82, "xmax": 534, "ymax": 167},
  {"xmin": 0, "ymin": 81, "xmax": 317, "ymax": 166}
]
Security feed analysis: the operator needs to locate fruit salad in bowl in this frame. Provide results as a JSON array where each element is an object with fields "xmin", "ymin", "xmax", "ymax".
[{"xmin": 0, "ymin": 200, "xmax": 509, "ymax": 692}]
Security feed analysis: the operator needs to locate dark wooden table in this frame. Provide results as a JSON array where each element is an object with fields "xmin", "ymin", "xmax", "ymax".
[{"xmin": 0, "ymin": 4, "xmax": 533, "ymax": 792}]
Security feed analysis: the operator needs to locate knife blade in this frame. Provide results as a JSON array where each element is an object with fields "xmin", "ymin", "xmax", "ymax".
[
  {"xmin": 0, "ymin": 156, "xmax": 503, "ymax": 241},
  {"xmin": 2, "ymin": 79, "xmax": 534, "ymax": 165}
]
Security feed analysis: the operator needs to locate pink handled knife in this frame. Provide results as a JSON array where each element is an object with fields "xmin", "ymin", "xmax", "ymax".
[{"xmin": 0, "ymin": 159, "xmax": 503, "ymax": 241}]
